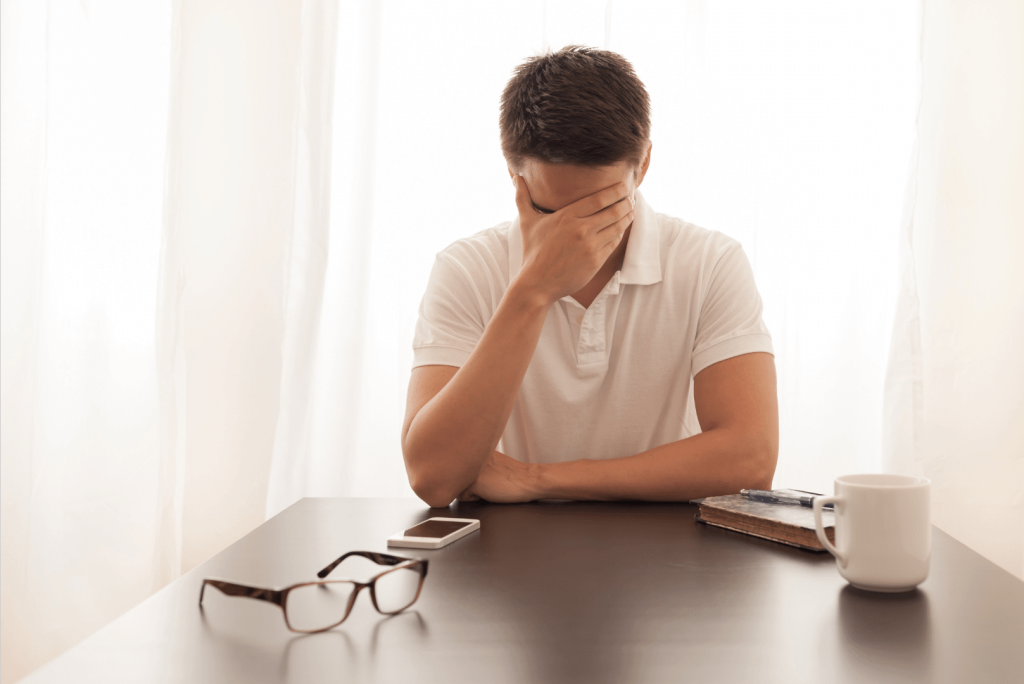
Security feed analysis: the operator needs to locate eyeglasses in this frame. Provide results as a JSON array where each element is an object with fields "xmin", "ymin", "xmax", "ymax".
[{"xmin": 199, "ymin": 551, "xmax": 428, "ymax": 633}]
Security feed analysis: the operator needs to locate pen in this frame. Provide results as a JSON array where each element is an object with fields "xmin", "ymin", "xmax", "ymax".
[{"xmin": 740, "ymin": 488, "xmax": 834, "ymax": 510}]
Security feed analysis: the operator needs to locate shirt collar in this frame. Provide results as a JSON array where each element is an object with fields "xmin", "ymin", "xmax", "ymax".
[{"xmin": 507, "ymin": 189, "xmax": 662, "ymax": 286}]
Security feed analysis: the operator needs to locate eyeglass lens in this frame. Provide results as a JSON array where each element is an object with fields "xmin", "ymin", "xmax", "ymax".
[
  {"xmin": 373, "ymin": 566, "xmax": 422, "ymax": 613},
  {"xmin": 286, "ymin": 582, "xmax": 356, "ymax": 632}
]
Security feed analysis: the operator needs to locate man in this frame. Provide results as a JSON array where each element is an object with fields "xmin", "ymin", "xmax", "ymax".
[{"xmin": 401, "ymin": 46, "xmax": 777, "ymax": 508}]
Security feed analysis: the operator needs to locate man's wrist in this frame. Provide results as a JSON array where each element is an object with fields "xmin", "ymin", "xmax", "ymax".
[
  {"xmin": 507, "ymin": 269, "xmax": 558, "ymax": 311},
  {"xmin": 529, "ymin": 459, "xmax": 578, "ymax": 500},
  {"xmin": 524, "ymin": 461, "xmax": 549, "ymax": 500}
]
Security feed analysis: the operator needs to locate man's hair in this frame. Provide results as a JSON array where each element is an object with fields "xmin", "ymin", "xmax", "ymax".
[{"xmin": 500, "ymin": 46, "xmax": 651, "ymax": 172}]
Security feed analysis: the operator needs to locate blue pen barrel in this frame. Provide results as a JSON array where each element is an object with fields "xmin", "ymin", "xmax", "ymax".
[{"xmin": 743, "ymin": 489, "xmax": 834, "ymax": 509}]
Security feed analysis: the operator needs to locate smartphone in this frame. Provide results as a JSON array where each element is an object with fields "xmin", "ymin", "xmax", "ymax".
[{"xmin": 387, "ymin": 517, "xmax": 480, "ymax": 550}]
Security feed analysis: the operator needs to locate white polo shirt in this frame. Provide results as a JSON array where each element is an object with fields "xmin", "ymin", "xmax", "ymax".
[{"xmin": 412, "ymin": 191, "xmax": 773, "ymax": 464}]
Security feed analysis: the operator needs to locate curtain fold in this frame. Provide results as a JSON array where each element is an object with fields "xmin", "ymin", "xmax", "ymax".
[
  {"xmin": 163, "ymin": 0, "xmax": 342, "ymax": 576},
  {"xmin": 0, "ymin": 2, "xmax": 50, "ymax": 682},
  {"xmin": 1, "ymin": 3, "xmax": 172, "ymax": 682},
  {"xmin": 262, "ymin": 0, "xmax": 342, "ymax": 515},
  {"xmin": 1, "ymin": 1, "xmax": 340, "ymax": 681},
  {"xmin": 154, "ymin": 0, "xmax": 188, "ymax": 593},
  {"xmin": 267, "ymin": 0, "xmax": 373, "ymax": 517},
  {"xmin": 883, "ymin": 0, "xmax": 1024, "ymax": 579}
]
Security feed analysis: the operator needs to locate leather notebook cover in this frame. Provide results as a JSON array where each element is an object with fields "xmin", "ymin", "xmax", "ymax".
[{"xmin": 695, "ymin": 494, "xmax": 835, "ymax": 552}]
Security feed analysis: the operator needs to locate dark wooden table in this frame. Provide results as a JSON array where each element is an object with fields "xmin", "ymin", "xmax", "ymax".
[{"xmin": 22, "ymin": 498, "xmax": 1024, "ymax": 683}]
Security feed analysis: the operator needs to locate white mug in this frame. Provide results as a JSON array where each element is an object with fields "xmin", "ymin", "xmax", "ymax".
[{"xmin": 813, "ymin": 474, "xmax": 931, "ymax": 592}]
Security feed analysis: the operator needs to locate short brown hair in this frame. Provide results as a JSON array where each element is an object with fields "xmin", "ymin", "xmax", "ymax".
[{"xmin": 500, "ymin": 46, "xmax": 651, "ymax": 172}]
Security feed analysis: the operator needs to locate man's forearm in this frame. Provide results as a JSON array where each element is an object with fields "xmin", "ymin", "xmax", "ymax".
[
  {"xmin": 403, "ymin": 278, "xmax": 551, "ymax": 507},
  {"xmin": 534, "ymin": 428, "xmax": 777, "ymax": 502}
]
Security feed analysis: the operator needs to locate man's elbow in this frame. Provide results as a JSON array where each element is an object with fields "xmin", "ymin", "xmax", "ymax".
[
  {"xmin": 404, "ymin": 453, "xmax": 459, "ymax": 509},
  {"xmin": 410, "ymin": 475, "xmax": 457, "ymax": 509}
]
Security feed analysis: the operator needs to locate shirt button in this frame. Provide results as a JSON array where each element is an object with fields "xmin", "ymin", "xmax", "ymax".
[{"xmin": 576, "ymin": 315, "xmax": 584, "ymax": 324}]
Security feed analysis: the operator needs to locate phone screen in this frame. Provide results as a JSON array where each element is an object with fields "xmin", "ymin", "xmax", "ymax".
[{"xmin": 402, "ymin": 520, "xmax": 473, "ymax": 539}]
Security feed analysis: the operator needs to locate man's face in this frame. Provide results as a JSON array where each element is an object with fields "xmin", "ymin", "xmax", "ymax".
[{"xmin": 513, "ymin": 157, "xmax": 645, "ymax": 216}]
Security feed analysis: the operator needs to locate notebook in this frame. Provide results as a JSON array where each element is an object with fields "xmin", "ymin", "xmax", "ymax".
[{"xmin": 694, "ymin": 494, "xmax": 835, "ymax": 552}]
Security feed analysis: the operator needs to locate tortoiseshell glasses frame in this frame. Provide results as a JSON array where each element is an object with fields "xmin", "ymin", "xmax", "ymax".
[{"xmin": 198, "ymin": 551, "xmax": 428, "ymax": 633}]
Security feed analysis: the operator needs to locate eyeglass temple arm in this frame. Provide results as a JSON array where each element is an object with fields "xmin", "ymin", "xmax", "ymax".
[
  {"xmin": 316, "ymin": 550, "xmax": 414, "ymax": 579},
  {"xmin": 199, "ymin": 579, "xmax": 284, "ymax": 607}
]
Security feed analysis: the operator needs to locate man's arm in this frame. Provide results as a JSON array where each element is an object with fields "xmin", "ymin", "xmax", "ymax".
[
  {"xmin": 401, "ymin": 292, "xmax": 548, "ymax": 508},
  {"xmin": 460, "ymin": 351, "xmax": 778, "ymax": 502},
  {"xmin": 401, "ymin": 179, "xmax": 634, "ymax": 508}
]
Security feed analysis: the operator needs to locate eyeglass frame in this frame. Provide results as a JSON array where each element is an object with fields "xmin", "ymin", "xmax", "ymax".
[{"xmin": 198, "ymin": 550, "xmax": 429, "ymax": 633}]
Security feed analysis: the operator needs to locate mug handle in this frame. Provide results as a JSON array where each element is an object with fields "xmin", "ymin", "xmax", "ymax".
[{"xmin": 813, "ymin": 496, "xmax": 846, "ymax": 567}]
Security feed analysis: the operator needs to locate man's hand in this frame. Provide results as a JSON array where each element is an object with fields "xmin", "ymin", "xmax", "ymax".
[
  {"xmin": 514, "ymin": 176, "xmax": 634, "ymax": 304},
  {"xmin": 458, "ymin": 451, "xmax": 540, "ymax": 504}
]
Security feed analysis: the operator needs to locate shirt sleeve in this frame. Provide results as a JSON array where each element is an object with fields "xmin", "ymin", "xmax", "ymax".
[
  {"xmin": 690, "ymin": 236, "xmax": 774, "ymax": 375},
  {"xmin": 412, "ymin": 253, "xmax": 487, "ymax": 368}
]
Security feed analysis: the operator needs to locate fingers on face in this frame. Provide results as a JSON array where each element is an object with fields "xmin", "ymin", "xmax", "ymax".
[
  {"xmin": 585, "ymin": 192, "xmax": 633, "ymax": 237},
  {"xmin": 608, "ymin": 192, "xmax": 635, "ymax": 221},
  {"xmin": 517, "ymin": 177, "xmax": 633, "ymax": 235},
  {"xmin": 571, "ymin": 182, "xmax": 630, "ymax": 219},
  {"xmin": 596, "ymin": 210, "xmax": 633, "ymax": 249}
]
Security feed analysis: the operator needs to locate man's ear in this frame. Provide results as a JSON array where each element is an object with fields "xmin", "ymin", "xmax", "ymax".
[{"xmin": 635, "ymin": 142, "xmax": 653, "ymax": 187}]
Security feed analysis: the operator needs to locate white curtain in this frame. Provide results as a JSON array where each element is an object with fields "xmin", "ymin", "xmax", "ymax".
[
  {"xmin": 883, "ymin": 0, "xmax": 1024, "ymax": 579},
  {"xmin": 158, "ymin": 0, "xmax": 341, "ymax": 582},
  {"xmin": 12, "ymin": 1, "xmax": 1019, "ymax": 682},
  {"xmin": 1, "ymin": 2, "xmax": 171, "ymax": 682},
  {"xmin": 1, "ymin": 0, "xmax": 340, "ymax": 681}
]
